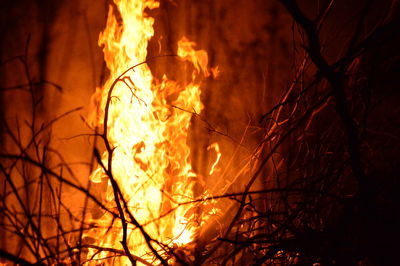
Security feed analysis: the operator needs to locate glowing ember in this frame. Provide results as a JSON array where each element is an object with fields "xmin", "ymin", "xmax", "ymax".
[{"xmin": 85, "ymin": 0, "xmax": 213, "ymax": 264}]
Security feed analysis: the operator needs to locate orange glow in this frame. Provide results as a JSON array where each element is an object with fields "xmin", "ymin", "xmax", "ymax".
[{"xmin": 85, "ymin": 0, "xmax": 214, "ymax": 264}]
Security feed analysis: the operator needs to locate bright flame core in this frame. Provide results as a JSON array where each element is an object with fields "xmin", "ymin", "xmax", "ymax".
[{"xmin": 86, "ymin": 0, "xmax": 212, "ymax": 264}]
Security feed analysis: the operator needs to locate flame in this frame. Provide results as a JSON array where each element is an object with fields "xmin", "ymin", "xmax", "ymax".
[
  {"xmin": 207, "ymin": 143, "xmax": 221, "ymax": 175},
  {"xmin": 85, "ymin": 0, "xmax": 213, "ymax": 264}
]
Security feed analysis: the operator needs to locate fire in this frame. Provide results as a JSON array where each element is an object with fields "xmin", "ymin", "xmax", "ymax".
[
  {"xmin": 85, "ymin": 0, "xmax": 213, "ymax": 264},
  {"xmin": 207, "ymin": 143, "xmax": 221, "ymax": 176}
]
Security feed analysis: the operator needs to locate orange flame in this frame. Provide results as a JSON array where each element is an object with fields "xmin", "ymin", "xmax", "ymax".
[
  {"xmin": 85, "ymin": 0, "xmax": 213, "ymax": 264},
  {"xmin": 207, "ymin": 143, "xmax": 222, "ymax": 175}
]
